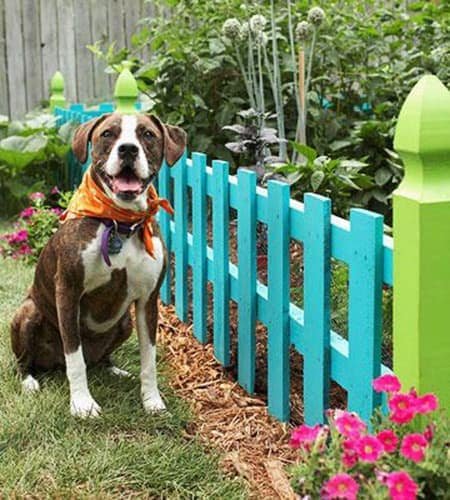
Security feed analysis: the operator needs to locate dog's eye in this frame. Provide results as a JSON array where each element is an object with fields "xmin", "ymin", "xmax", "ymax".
[
  {"xmin": 101, "ymin": 130, "xmax": 113, "ymax": 138},
  {"xmin": 143, "ymin": 130, "xmax": 154, "ymax": 140}
]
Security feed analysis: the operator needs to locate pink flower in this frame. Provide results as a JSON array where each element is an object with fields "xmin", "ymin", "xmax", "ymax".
[
  {"xmin": 334, "ymin": 411, "xmax": 367, "ymax": 438},
  {"xmin": 20, "ymin": 206, "xmax": 36, "ymax": 219},
  {"xmin": 342, "ymin": 440, "xmax": 358, "ymax": 468},
  {"xmin": 17, "ymin": 244, "xmax": 32, "ymax": 255},
  {"xmin": 322, "ymin": 473, "xmax": 359, "ymax": 500},
  {"xmin": 290, "ymin": 424, "xmax": 325, "ymax": 450},
  {"xmin": 355, "ymin": 435, "xmax": 384, "ymax": 463},
  {"xmin": 377, "ymin": 429, "xmax": 398, "ymax": 453},
  {"xmin": 415, "ymin": 393, "xmax": 438, "ymax": 415},
  {"xmin": 385, "ymin": 471, "xmax": 418, "ymax": 500},
  {"xmin": 373, "ymin": 374, "xmax": 401, "ymax": 393},
  {"xmin": 400, "ymin": 433, "xmax": 427, "ymax": 463},
  {"xmin": 6, "ymin": 229, "xmax": 28, "ymax": 244},
  {"xmin": 50, "ymin": 186, "xmax": 60, "ymax": 195},
  {"xmin": 423, "ymin": 424, "xmax": 434, "ymax": 443},
  {"xmin": 50, "ymin": 207, "xmax": 63, "ymax": 216},
  {"xmin": 389, "ymin": 393, "xmax": 416, "ymax": 424},
  {"xmin": 29, "ymin": 191, "xmax": 45, "ymax": 201}
]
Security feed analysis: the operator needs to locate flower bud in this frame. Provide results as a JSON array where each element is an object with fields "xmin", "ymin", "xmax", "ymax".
[
  {"xmin": 222, "ymin": 18, "xmax": 242, "ymax": 41},
  {"xmin": 307, "ymin": 7, "xmax": 325, "ymax": 27},
  {"xmin": 250, "ymin": 14, "xmax": 267, "ymax": 33},
  {"xmin": 295, "ymin": 21, "xmax": 311, "ymax": 42}
]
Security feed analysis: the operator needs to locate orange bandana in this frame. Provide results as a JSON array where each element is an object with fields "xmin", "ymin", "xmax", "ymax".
[{"xmin": 61, "ymin": 168, "xmax": 173, "ymax": 259}]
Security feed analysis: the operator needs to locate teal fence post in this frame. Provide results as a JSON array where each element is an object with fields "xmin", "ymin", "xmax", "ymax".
[
  {"xmin": 192, "ymin": 152, "xmax": 208, "ymax": 343},
  {"xmin": 237, "ymin": 169, "xmax": 257, "ymax": 393},
  {"xmin": 303, "ymin": 193, "xmax": 331, "ymax": 425},
  {"xmin": 49, "ymin": 71, "xmax": 66, "ymax": 111},
  {"xmin": 212, "ymin": 160, "xmax": 230, "ymax": 366},
  {"xmin": 159, "ymin": 161, "xmax": 172, "ymax": 305},
  {"xmin": 174, "ymin": 152, "xmax": 189, "ymax": 321},
  {"xmin": 267, "ymin": 180, "xmax": 291, "ymax": 421},
  {"xmin": 347, "ymin": 209, "xmax": 383, "ymax": 421},
  {"xmin": 114, "ymin": 62, "xmax": 138, "ymax": 114},
  {"xmin": 393, "ymin": 75, "xmax": 450, "ymax": 413}
]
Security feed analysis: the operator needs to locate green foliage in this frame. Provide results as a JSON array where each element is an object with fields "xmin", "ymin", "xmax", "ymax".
[
  {"xmin": 0, "ymin": 112, "xmax": 76, "ymax": 216},
  {"xmin": 274, "ymin": 142, "xmax": 372, "ymax": 217}
]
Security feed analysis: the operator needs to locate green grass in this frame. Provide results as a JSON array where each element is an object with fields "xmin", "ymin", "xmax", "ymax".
[{"xmin": 0, "ymin": 258, "xmax": 247, "ymax": 499}]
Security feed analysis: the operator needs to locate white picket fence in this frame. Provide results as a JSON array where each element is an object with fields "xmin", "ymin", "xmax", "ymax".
[{"xmin": 0, "ymin": 0, "xmax": 156, "ymax": 118}]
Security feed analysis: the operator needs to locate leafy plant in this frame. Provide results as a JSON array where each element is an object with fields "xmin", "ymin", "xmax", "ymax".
[
  {"xmin": 289, "ymin": 374, "xmax": 450, "ymax": 499},
  {"xmin": 0, "ymin": 112, "xmax": 76, "ymax": 216},
  {"xmin": 273, "ymin": 143, "xmax": 372, "ymax": 217}
]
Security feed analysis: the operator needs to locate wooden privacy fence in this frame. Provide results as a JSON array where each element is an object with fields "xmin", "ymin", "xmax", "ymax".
[{"xmin": 52, "ymin": 68, "xmax": 450, "ymax": 423}]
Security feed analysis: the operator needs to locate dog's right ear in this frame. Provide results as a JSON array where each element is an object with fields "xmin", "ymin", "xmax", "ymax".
[{"xmin": 72, "ymin": 114, "xmax": 110, "ymax": 164}]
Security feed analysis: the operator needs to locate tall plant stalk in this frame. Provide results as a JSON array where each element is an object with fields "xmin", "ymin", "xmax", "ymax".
[
  {"xmin": 270, "ymin": 0, "xmax": 286, "ymax": 161},
  {"xmin": 235, "ymin": 46, "xmax": 256, "ymax": 110}
]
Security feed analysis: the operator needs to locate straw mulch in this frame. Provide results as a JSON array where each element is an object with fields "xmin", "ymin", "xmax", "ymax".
[{"xmin": 158, "ymin": 303, "xmax": 299, "ymax": 499}]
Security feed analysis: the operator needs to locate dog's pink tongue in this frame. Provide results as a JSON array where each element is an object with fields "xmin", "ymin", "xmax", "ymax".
[{"xmin": 112, "ymin": 177, "xmax": 141, "ymax": 193}]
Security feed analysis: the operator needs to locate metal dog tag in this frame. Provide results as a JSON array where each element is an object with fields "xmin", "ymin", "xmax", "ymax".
[{"xmin": 108, "ymin": 222, "xmax": 123, "ymax": 255}]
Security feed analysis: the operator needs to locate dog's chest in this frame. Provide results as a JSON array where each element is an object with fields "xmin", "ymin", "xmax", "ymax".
[{"xmin": 80, "ymin": 225, "xmax": 164, "ymax": 332}]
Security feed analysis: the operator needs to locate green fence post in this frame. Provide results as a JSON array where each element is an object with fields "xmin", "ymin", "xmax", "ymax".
[
  {"xmin": 49, "ymin": 71, "xmax": 66, "ymax": 111},
  {"xmin": 114, "ymin": 61, "xmax": 138, "ymax": 114},
  {"xmin": 393, "ymin": 75, "xmax": 450, "ymax": 413}
]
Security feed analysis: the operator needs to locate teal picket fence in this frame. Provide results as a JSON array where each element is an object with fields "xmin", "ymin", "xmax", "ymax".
[{"xmin": 55, "ymin": 102, "xmax": 393, "ymax": 424}]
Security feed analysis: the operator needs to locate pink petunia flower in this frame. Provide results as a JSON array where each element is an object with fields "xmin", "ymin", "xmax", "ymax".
[
  {"xmin": 389, "ymin": 393, "xmax": 416, "ymax": 424},
  {"xmin": 29, "ymin": 191, "xmax": 45, "ymax": 201},
  {"xmin": 423, "ymin": 424, "xmax": 434, "ymax": 443},
  {"xmin": 6, "ymin": 229, "xmax": 28, "ymax": 244},
  {"xmin": 355, "ymin": 435, "xmax": 384, "ymax": 463},
  {"xmin": 20, "ymin": 206, "xmax": 36, "ymax": 219},
  {"xmin": 400, "ymin": 433, "xmax": 428, "ymax": 463},
  {"xmin": 341, "ymin": 439, "xmax": 359, "ymax": 468},
  {"xmin": 377, "ymin": 429, "xmax": 399, "ymax": 453},
  {"xmin": 17, "ymin": 244, "xmax": 32, "ymax": 255},
  {"xmin": 322, "ymin": 473, "xmax": 359, "ymax": 500},
  {"xmin": 372, "ymin": 374, "xmax": 401, "ymax": 393},
  {"xmin": 50, "ymin": 207, "xmax": 64, "ymax": 216},
  {"xmin": 415, "ymin": 393, "xmax": 438, "ymax": 415},
  {"xmin": 385, "ymin": 471, "xmax": 418, "ymax": 500},
  {"xmin": 334, "ymin": 411, "xmax": 367, "ymax": 439},
  {"xmin": 50, "ymin": 186, "xmax": 60, "ymax": 195},
  {"xmin": 289, "ymin": 424, "xmax": 326, "ymax": 451}
]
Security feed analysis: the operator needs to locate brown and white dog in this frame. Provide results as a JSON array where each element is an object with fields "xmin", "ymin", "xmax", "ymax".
[{"xmin": 10, "ymin": 113, "xmax": 186, "ymax": 418}]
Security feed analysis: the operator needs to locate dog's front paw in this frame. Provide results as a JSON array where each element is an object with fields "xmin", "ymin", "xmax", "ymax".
[
  {"xmin": 108, "ymin": 366, "xmax": 133, "ymax": 378},
  {"xmin": 70, "ymin": 394, "xmax": 102, "ymax": 418},
  {"xmin": 22, "ymin": 375, "xmax": 40, "ymax": 393},
  {"xmin": 142, "ymin": 392, "xmax": 166, "ymax": 413}
]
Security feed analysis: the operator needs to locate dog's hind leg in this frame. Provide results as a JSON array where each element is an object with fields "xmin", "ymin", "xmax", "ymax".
[{"xmin": 10, "ymin": 296, "xmax": 42, "ymax": 393}]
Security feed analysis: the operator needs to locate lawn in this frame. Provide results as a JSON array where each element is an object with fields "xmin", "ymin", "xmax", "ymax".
[{"xmin": 0, "ymin": 257, "xmax": 247, "ymax": 498}]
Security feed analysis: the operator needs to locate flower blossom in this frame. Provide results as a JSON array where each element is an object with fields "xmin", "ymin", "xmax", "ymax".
[
  {"xmin": 290, "ymin": 423, "xmax": 326, "ymax": 451},
  {"xmin": 385, "ymin": 471, "xmax": 418, "ymax": 500},
  {"xmin": 322, "ymin": 473, "xmax": 359, "ymax": 500},
  {"xmin": 355, "ymin": 435, "xmax": 384, "ymax": 463},
  {"xmin": 29, "ymin": 192, "xmax": 45, "ymax": 201},
  {"xmin": 388, "ymin": 393, "xmax": 416, "ymax": 424},
  {"xmin": 341, "ymin": 439, "xmax": 358, "ymax": 468},
  {"xmin": 333, "ymin": 411, "xmax": 367, "ymax": 438},
  {"xmin": 400, "ymin": 433, "xmax": 428, "ymax": 463},
  {"xmin": 20, "ymin": 207, "xmax": 36, "ymax": 219},
  {"xmin": 372, "ymin": 374, "xmax": 401, "ymax": 394},
  {"xmin": 376, "ymin": 429, "xmax": 398, "ymax": 453},
  {"xmin": 415, "ymin": 393, "xmax": 438, "ymax": 415},
  {"xmin": 307, "ymin": 6, "xmax": 326, "ymax": 27},
  {"xmin": 6, "ymin": 229, "xmax": 28, "ymax": 244}
]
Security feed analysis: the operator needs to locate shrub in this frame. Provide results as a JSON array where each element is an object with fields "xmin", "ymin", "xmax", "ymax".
[
  {"xmin": 0, "ymin": 188, "xmax": 72, "ymax": 263},
  {"xmin": 288, "ymin": 375, "xmax": 450, "ymax": 499}
]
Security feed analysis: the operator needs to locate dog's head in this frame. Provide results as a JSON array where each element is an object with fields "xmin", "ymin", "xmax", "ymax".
[{"xmin": 72, "ymin": 113, "xmax": 186, "ymax": 209}]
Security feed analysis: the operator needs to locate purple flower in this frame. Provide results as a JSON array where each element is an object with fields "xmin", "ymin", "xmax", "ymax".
[
  {"xmin": 50, "ymin": 186, "xmax": 60, "ymax": 195},
  {"xmin": 20, "ymin": 207, "xmax": 36, "ymax": 219},
  {"xmin": 6, "ymin": 229, "xmax": 29, "ymax": 244},
  {"xmin": 50, "ymin": 207, "xmax": 63, "ymax": 216}
]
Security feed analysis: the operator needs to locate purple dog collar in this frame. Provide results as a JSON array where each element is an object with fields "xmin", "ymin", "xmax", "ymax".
[{"xmin": 97, "ymin": 218, "xmax": 143, "ymax": 266}]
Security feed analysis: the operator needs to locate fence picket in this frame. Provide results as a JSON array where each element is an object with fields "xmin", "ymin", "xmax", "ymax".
[
  {"xmin": 192, "ymin": 153, "xmax": 208, "ymax": 343},
  {"xmin": 348, "ymin": 209, "xmax": 383, "ymax": 421},
  {"xmin": 237, "ymin": 169, "xmax": 257, "ymax": 393},
  {"xmin": 212, "ymin": 160, "xmax": 230, "ymax": 365},
  {"xmin": 158, "ymin": 162, "xmax": 172, "ymax": 304},
  {"xmin": 174, "ymin": 152, "xmax": 189, "ymax": 321},
  {"xmin": 303, "ymin": 193, "xmax": 332, "ymax": 425},
  {"xmin": 267, "ymin": 181, "xmax": 291, "ymax": 421}
]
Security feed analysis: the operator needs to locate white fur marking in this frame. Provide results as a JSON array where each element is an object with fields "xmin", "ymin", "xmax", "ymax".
[
  {"xmin": 105, "ymin": 115, "xmax": 149, "ymax": 180},
  {"xmin": 136, "ymin": 304, "xmax": 166, "ymax": 413},
  {"xmin": 22, "ymin": 374, "xmax": 40, "ymax": 393},
  {"xmin": 65, "ymin": 346, "xmax": 101, "ymax": 418},
  {"xmin": 108, "ymin": 366, "xmax": 132, "ymax": 378},
  {"xmin": 81, "ymin": 226, "xmax": 164, "ymax": 334}
]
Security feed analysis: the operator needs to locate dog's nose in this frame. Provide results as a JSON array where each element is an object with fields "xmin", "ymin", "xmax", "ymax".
[{"xmin": 118, "ymin": 143, "xmax": 139, "ymax": 159}]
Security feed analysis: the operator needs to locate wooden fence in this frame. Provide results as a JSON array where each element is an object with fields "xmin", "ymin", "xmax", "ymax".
[{"xmin": 0, "ymin": 0, "xmax": 154, "ymax": 118}]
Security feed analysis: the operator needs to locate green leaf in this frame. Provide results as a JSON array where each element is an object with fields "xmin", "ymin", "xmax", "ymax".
[
  {"xmin": 340, "ymin": 159, "xmax": 367, "ymax": 169},
  {"xmin": 291, "ymin": 142, "xmax": 317, "ymax": 163},
  {"xmin": 311, "ymin": 170, "xmax": 325, "ymax": 191},
  {"xmin": 375, "ymin": 167, "xmax": 392, "ymax": 186}
]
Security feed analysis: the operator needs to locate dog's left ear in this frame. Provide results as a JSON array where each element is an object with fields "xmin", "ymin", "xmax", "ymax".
[
  {"xmin": 72, "ymin": 114, "xmax": 110, "ymax": 164},
  {"xmin": 149, "ymin": 115, "xmax": 187, "ymax": 167}
]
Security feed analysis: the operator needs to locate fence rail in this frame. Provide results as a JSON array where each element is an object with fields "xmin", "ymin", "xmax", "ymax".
[{"xmin": 53, "ymin": 66, "xmax": 450, "ymax": 423}]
